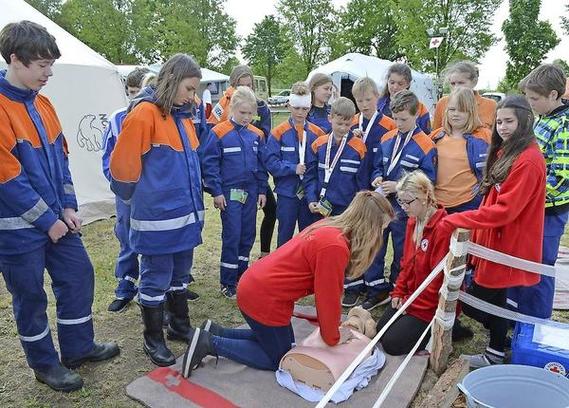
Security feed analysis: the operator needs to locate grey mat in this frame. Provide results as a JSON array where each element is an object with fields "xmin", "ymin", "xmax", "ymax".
[{"xmin": 126, "ymin": 306, "xmax": 429, "ymax": 407}]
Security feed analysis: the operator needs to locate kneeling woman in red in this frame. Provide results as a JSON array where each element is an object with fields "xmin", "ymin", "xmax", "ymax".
[
  {"xmin": 182, "ymin": 191, "xmax": 394, "ymax": 376},
  {"xmin": 376, "ymin": 170, "xmax": 453, "ymax": 355}
]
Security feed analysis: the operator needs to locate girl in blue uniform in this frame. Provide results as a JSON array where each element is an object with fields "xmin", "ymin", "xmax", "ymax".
[{"xmin": 307, "ymin": 73, "xmax": 334, "ymax": 134}]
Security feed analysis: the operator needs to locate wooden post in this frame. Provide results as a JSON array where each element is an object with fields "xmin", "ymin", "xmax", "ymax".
[{"xmin": 429, "ymin": 228, "xmax": 470, "ymax": 375}]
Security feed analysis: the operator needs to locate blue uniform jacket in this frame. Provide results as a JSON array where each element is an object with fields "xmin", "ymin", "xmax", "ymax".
[
  {"xmin": 109, "ymin": 89, "xmax": 204, "ymax": 255},
  {"xmin": 372, "ymin": 127, "xmax": 437, "ymax": 184},
  {"xmin": 304, "ymin": 131, "xmax": 368, "ymax": 208},
  {"xmin": 202, "ymin": 120, "xmax": 269, "ymax": 197},
  {"xmin": 351, "ymin": 111, "xmax": 397, "ymax": 189},
  {"xmin": 377, "ymin": 95, "xmax": 432, "ymax": 135},
  {"xmin": 0, "ymin": 71, "xmax": 78, "ymax": 255},
  {"xmin": 262, "ymin": 118, "xmax": 324, "ymax": 198},
  {"xmin": 307, "ymin": 104, "xmax": 332, "ymax": 134}
]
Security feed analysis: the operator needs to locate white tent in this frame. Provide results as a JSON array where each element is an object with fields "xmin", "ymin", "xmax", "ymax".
[
  {"xmin": 307, "ymin": 53, "xmax": 438, "ymax": 114},
  {"xmin": 0, "ymin": 0, "xmax": 128, "ymax": 223}
]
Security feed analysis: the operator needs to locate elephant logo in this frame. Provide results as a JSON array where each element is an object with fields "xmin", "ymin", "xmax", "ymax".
[{"xmin": 76, "ymin": 113, "xmax": 109, "ymax": 152}]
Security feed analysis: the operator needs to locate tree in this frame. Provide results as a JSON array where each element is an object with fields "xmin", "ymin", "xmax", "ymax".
[
  {"xmin": 24, "ymin": 0, "xmax": 62, "ymax": 21},
  {"xmin": 330, "ymin": 0, "xmax": 399, "ymax": 61},
  {"xmin": 276, "ymin": 0, "xmax": 336, "ymax": 76},
  {"xmin": 562, "ymin": 3, "xmax": 569, "ymax": 36},
  {"xmin": 394, "ymin": 0, "xmax": 501, "ymax": 73},
  {"xmin": 243, "ymin": 16, "xmax": 287, "ymax": 95},
  {"xmin": 553, "ymin": 59, "xmax": 569, "ymax": 75},
  {"xmin": 58, "ymin": 0, "xmax": 137, "ymax": 64},
  {"xmin": 502, "ymin": 0, "xmax": 559, "ymax": 90},
  {"xmin": 273, "ymin": 47, "xmax": 307, "ymax": 89}
]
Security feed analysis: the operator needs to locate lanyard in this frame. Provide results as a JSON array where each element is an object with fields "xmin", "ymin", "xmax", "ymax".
[
  {"xmin": 297, "ymin": 123, "xmax": 307, "ymax": 180},
  {"xmin": 386, "ymin": 127, "xmax": 415, "ymax": 177},
  {"xmin": 358, "ymin": 111, "xmax": 379, "ymax": 144},
  {"xmin": 320, "ymin": 132, "xmax": 348, "ymax": 198}
]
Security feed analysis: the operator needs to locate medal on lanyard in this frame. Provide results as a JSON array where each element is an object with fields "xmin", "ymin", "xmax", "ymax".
[
  {"xmin": 320, "ymin": 132, "xmax": 348, "ymax": 199},
  {"xmin": 298, "ymin": 123, "xmax": 307, "ymax": 180},
  {"xmin": 385, "ymin": 127, "xmax": 415, "ymax": 177},
  {"xmin": 358, "ymin": 111, "xmax": 379, "ymax": 144}
]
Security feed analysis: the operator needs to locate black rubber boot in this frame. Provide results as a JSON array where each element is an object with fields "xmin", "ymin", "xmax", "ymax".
[
  {"xmin": 181, "ymin": 328, "xmax": 217, "ymax": 378},
  {"xmin": 34, "ymin": 364, "xmax": 84, "ymax": 392},
  {"xmin": 141, "ymin": 304, "xmax": 176, "ymax": 366},
  {"xmin": 166, "ymin": 290, "xmax": 193, "ymax": 343},
  {"xmin": 62, "ymin": 342, "xmax": 120, "ymax": 369}
]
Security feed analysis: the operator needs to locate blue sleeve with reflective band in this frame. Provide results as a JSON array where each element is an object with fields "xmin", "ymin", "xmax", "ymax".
[{"xmin": 200, "ymin": 129, "xmax": 223, "ymax": 197}]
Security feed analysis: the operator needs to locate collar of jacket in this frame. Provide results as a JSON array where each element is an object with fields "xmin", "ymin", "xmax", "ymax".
[{"xmin": 0, "ymin": 70, "xmax": 38, "ymax": 103}]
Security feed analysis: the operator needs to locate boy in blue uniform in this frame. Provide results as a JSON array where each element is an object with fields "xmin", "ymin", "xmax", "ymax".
[
  {"xmin": 202, "ymin": 86, "xmax": 268, "ymax": 299},
  {"xmin": 514, "ymin": 64, "xmax": 569, "ymax": 318},
  {"xmin": 0, "ymin": 21, "xmax": 118, "ymax": 392},
  {"xmin": 305, "ymin": 97, "xmax": 368, "ymax": 217},
  {"xmin": 263, "ymin": 82, "xmax": 324, "ymax": 247},
  {"xmin": 341, "ymin": 77, "xmax": 396, "ymax": 307},
  {"xmin": 364, "ymin": 90, "xmax": 437, "ymax": 310}
]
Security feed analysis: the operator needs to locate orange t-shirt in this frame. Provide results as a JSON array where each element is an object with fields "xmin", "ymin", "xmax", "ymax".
[
  {"xmin": 433, "ymin": 92, "xmax": 497, "ymax": 130},
  {"xmin": 434, "ymin": 134, "xmax": 478, "ymax": 208}
]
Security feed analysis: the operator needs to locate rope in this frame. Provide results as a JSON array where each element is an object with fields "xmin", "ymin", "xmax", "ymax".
[
  {"xmin": 372, "ymin": 319, "xmax": 434, "ymax": 408},
  {"xmin": 314, "ymin": 255, "xmax": 448, "ymax": 408}
]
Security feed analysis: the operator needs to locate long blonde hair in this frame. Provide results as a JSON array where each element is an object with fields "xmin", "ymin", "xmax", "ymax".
[
  {"xmin": 443, "ymin": 87, "xmax": 482, "ymax": 134},
  {"xmin": 303, "ymin": 191, "xmax": 395, "ymax": 279},
  {"xmin": 396, "ymin": 171, "xmax": 437, "ymax": 246},
  {"xmin": 154, "ymin": 53, "xmax": 201, "ymax": 116}
]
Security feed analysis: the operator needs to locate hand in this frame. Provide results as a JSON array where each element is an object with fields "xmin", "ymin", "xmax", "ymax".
[
  {"xmin": 339, "ymin": 326, "xmax": 355, "ymax": 344},
  {"xmin": 352, "ymin": 129, "xmax": 363, "ymax": 138},
  {"xmin": 258, "ymin": 194, "xmax": 267, "ymax": 209},
  {"xmin": 296, "ymin": 163, "xmax": 306, "ymax": 176},
  {"xmin": 48, "ymin": 219, "xmax": 69, "ymax": 243},
  {"xmin": 63, "ymin": 208, "xmax": 82, "ymax": 233},
  {"xmin": 381, "ymin": 180, "xmax": 397, "ymax": 194},
  {"xmin": 213, "ymin": 195, "xmax": 226, "ymax": 211},
  {"xmin": 308, "ymin": 202, "xmax": 319, "ymax": 214},
  {"xmin": 371, "ymin": 177, "xmax": 383, "ymax": 188},
  {"xmin": 391, "ymin": 297, "xmax": 407, "ymax": 314}
]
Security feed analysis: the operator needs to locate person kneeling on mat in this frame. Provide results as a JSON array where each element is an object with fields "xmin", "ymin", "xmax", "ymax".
[
  {"xmin": 181, "ymin": 191, "xmax": 395, "ymax": 377},
  {"xmin": 376, "ymin": 170, "xmax": 453, "ymax": 355}
]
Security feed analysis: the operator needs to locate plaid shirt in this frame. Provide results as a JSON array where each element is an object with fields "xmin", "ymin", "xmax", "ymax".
[{"xmin": 535, "ymin": 102, "xmax": 569, "ymax": 208}]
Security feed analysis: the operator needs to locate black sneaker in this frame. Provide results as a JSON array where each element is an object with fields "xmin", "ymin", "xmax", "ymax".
[
  {"xmin": 187, "ymin": 289, "xmax": 200, "ymax": 302},
  {"xmin": 342, "ymin": 292, "xmax": 360, "ymax": 307},
  {"xmin": 361, "ymin": 292, "xmax": 391, "ymax": 311},
  {"xmin": 34, "ymin": 364, "xmax": 84, "ymax": 392},
  {"xmin": 220, "ymin": 285, "xmax": 236, "ymax": 299},
  {"xmin": 107, "ymin": 298, "xmax": 131, "ymax": 313}
]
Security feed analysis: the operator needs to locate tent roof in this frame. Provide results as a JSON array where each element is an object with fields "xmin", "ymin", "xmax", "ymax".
[
  {"xmin": 148, "ymin": 64, "xmax": 229, "ymax": 83},
  {"xmin": 0, "ymin": 0, "xmax": 116, "ymax": 69}
]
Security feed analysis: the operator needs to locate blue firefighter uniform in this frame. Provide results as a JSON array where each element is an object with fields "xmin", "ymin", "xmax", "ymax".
[
  {"xmin": 109, "ymin": 89, "xmax": 204, "ymax": 307},
  {"xmin": 360, "ymin": 127, "xmax": 437, "ymax": 298},
  {"xmin": 202, "ymin": 120, "xmax": 269, "ymax": 290},
  {"xmin": 262, "ymin": 119, "xmax": 324, "ymax": 246},
  {"xmin": 0, "ymin": 70, "xmax": 97, "ymax": 370},
  {"xmin": 377, "ymin": 95, "xmax": 432, "ymax": 135},
  {"xmin": 307, "ymin": 104, "xmax": 332, "ymax": 134}
]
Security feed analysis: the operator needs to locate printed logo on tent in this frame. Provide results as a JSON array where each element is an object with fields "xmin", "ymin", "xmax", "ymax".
[
  {"xmin": 76, "ymin": 113, "xmax": 109, "ymax": 152},
  {"xmin": 545, "ymin": 362, "xmax": 567, "ymax": 377}
]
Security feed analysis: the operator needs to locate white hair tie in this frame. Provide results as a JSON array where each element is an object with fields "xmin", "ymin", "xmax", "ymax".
[{"xmin": 289, "ymin": 93, "xmax": 312, "ymax": 108}]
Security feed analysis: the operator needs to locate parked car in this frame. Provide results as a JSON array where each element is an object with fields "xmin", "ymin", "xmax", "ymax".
[
  {"xmin": 482, "ymin": 92, "xmax": 506, "ymax": 103},
  {"xmin": 268, "ymin": 89, "xmax": 291, "ymax": 106}
]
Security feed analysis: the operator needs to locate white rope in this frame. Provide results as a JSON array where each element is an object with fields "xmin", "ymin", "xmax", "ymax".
[
  {"xmin": 439, "ymin": 285, "xmax": 460, "ymax": 302},
  {"xmin": 434, "ymin": 309, "xmax": 456, "ymax": 330},
  {"xmin": 458, "ymin": 291, "xmax": 567, "ymax": 329},
  {"xmin": 449, "ymin": 234, "xmax": 469, "ymax": 257},
  {"xmin": 314, "ymin": 255, "xmax": 448, "ymax": 408},
  {"xmin": 467, "ymin": 241, "xmax": 556, "ymax": 277},
  {"xmin": 372, "ymin": 319, "xmax": 434, "ymax": 408}
]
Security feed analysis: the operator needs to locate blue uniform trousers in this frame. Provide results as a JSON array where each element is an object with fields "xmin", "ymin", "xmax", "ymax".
[
  {"xmin": 276, "ymin": 195, "xmax": 318, "ymax": 247},
  {"xmin": 113, "ymin": 198, "xmax": 139, "ymax": 300},
  {"xmin": 138, "ymin": 249, "xmax": 194, "ymax": 307},
  {"xmin": 507, "ymin": 210, "xmax": 569, "ymax": 318},
  {"xmin": 0, "ymin": 233, "xmax": 95, "ymax": 370},
  {"xmin": 345, "ymin": 214, "xmax": 407, "ymax": 297},
  {"xmin": 219, "ymin": 190, "xmax": 258, "ymax": 289}
]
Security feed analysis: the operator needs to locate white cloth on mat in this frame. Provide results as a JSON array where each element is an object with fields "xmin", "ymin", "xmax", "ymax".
[{"xmin": 275, "ymin": 347, "xmax": 386, "ymax": 403}]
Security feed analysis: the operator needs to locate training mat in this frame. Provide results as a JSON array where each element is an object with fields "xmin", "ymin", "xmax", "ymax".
[
  {"xmin": 554, "ymin": 247, "xmax": 569, "ymax": 310},
  {"xmin": 126, "ymin": 305, "xmax": 429, "ymax": 407}
]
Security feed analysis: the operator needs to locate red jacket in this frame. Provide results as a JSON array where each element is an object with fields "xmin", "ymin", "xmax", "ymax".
[
  {"xmin": 237, "ymin": 225, "xmax": 349, "ymax": 346},
  {"xmin": 391, "ymin": 208, "xmax": 452, "ymax": 323},
  {"xmin": 442, "ymin": 142, "xmax": 546, "ymax": 288}
]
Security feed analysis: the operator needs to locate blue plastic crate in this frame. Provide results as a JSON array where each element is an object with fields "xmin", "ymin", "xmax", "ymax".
[{"xmin": 511, "ymin": 322, "xmax": 569, "ymax": 378}]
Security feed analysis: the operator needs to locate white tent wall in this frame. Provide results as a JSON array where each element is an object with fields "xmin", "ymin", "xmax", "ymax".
[
  {"xmin": 307, "ymin": 53, "xmax": 438, "ymax": 114},
  {"xmin": 1, "ymin": 0, "xmax": 129, "ymax": 224}
]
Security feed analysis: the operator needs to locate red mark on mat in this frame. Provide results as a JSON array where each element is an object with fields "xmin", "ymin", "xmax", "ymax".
[{"xmin": 147, "ymin": 367, "xmax": 238, "ymax": 408}]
